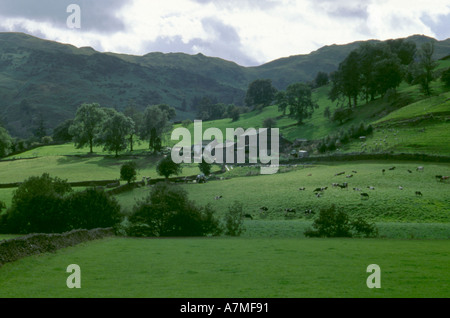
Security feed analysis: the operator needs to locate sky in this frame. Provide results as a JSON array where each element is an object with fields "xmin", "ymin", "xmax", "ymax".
[{"xmin": 0, "ymin": 0, "xmax": 449, "ymax": 66}]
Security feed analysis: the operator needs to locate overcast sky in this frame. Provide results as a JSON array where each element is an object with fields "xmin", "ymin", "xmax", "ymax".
[{"xmin": 0, "ymin": 0, "xmax": 449, "ymax": 66}]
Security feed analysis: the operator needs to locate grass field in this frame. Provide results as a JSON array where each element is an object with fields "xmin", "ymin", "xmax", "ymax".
[{"xmin": 0, "ymin": 237, "xmax": 448, "ymax": 298}]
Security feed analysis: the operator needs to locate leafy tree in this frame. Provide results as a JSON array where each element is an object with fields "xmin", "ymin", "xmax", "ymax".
[
  {"xmin": 127, "ymin": 183, "xmax": 222, "ymax": 237},
  {"xmin": 69, "ymin": 103, "xmax": 106, "ymax": 153},
  {"xmin": 123, "ymin": 104, "xmax": 143, "ymax": 152},
  {"xmin": 0, "ymin": 125, "xmax": 12, "ymax": 157},
  {"xmin": 140, "ymin": 105, "xmax": 169, "ymax": 151},
  {"xmin": 198, "ymin": 159, "xmax": 212, "ymax": 176},
  {"xmin": 286, "ymin": 83, "xmax": 318, "ymax": 124},
  {"xmin": 314, "ymin": 71, "xmax": 329, "ymax": 88},
  {"xmin": 223, "ymin": 201, "xmax": 245, "ymax": 236},
  {"xmin": 65, "ymin": 188, "xmax": 121, "ymax": 230},
  {"xmin": 441, "ymin": 68, "xmax": 450, "ymax": 87},
  {"xmin": 157, "ymin": 104, "xmax": 177, "ymax": 121},
  {"xmin": 181, "ymin": 119, "xmax": 192, "ymax": 128},
  {"xmin": 120, "ymin": 161, "xmax": 138, "ymax": 184},
  {"xmin": 245, "ymin": 79, "xmax": 277, "ymax": 109},
  {"xmin": 275, "ymin": 91, "xmax": 288, "ymax": 116},
  {"xmin": 385, "ymin": 39, "xmax": 416, "ymax": 66},
  {"xmin": 304, "ymin": 205, "xmax": 352, "ymax": 238},
  {"xmin": 414, "ymin": 42, "xmax": 438, "ymax": 96},
  {"xmin": 263, "ymin": 117, "xmax": 277, "ymax": 129},
  {"xmin": 96, "ymin": 110, "xmax": 134, "ymax": 156},
  {"xmin": 304, "ymin": 205, "xmax": 378, "ymax": 238},
  {"xmin": 53, "ymin": 119, "xmax": 74, "ymax": 143},
  {"xmin": 156, "ymin": 155, "xmax": 182, "ymax": 179},
  {"xmin": 228, "ymin": 106, "xmax": 241, "ymax": 122},
  {"xmin": 1, "ymin": 173, "xmax": 73, "ymax": 234},
  {"xmin": 373, "ymin": 56, "xmax": 404, "ymax": 97}
]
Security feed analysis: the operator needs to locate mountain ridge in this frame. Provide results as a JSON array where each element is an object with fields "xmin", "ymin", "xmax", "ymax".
[{"xmin": 0, "ymin": 32, "xmax": 449, "ymax": 138}]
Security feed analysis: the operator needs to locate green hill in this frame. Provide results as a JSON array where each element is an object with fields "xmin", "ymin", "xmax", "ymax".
[{"xmin": 1, "ymin": 32, "xmax": 449, "ymax": 139}]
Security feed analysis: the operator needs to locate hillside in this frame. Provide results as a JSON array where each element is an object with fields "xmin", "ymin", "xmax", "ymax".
[{"xmin": 0, "ymin": 32, "xmax": 449, "ymax": 138}]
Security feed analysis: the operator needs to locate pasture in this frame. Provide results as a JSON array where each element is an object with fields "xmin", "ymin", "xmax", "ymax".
[
  {"xmin": 0, "ymin": 237, "xmax": 448, "ymax": 298},
  {"xmin": 115, "ymin": 161, "xmax": 450, "ymax": 223}
]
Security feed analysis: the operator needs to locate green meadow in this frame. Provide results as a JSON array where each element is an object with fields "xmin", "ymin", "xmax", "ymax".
[{"xmin": 0, "ymin": 237, "xmax": 448, "ymax": 298}]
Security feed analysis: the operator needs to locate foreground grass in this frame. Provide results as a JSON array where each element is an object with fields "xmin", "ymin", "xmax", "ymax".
[{"xmin": 0, "ymin": 237, "xmax": 448, "ymax": 298}]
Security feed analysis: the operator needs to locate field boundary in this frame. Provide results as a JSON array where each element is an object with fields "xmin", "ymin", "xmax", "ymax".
[{"xmin": 0, "ymin": 228, "xmax": 115, "ymax": 267}]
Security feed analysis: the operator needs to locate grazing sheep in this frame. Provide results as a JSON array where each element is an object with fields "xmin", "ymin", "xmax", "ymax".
[
  {"xmin": 367, "ymin": 186, "xmax": 375, "ymax": 190},
  {"xmin": 398, "ymin": 186, "xmax": 403, "ymax": 190},
  {"xmin": 346, "ymin": 174, "xmax": 353, "ymax": 178},
  {"xmin": 332, "ymin": 183, "xmax": 339, "ymax": 188},
  {"xmin": 284, "ymin": 208, "xmax": 296, "ymax": 213},
  {"xmin": 338, "ymin": 183, "xmax": 348, "ymax": 190},
  {"xmin": 307, "ymin": 173, "xmax": 312, "ymax": 177},
  {"xmin": 360, "ymin": 193, "xmax": 369, "ymax": 199},
  {"xmin": 440, "ymin": 176, "xmax": 449, "ymax": 182},
  {"xmin": 214, "ymin": 195, "xmax": 223, "ymax": 200},
  {"xmin": 315, "ymin": 193, "xmax": 322, "ymax": 198},
  {"xmin": 299, "ymin": 187, "xmax": 306, "ymax": 191},
  {"xmin": 353, "ymin": 187, "xmax": 361, "ymax": 191},
  {"xmin": 244, "ymin": 214, "xmax": 253, "ymax": 220},
  {"xmin": 389, "ymin": 166, "xmax": 396, "ymax": 171},
  {"xmin": 304, "ymin": 209, "xmax": 314, "ymax": 215},
  {"xmin": 335, "ymin": 172, "xmax": 345, "ymax": 176},
  {"xmin": 415, "ymin": 191, "xmax": 423, "ymax": 196},
  {"xmin": 416, "ymin": 166, "xmax": 424, "ymax": 172},
  {"xmin": 407, "ymin": 169, "xmax": 412, "ymax": 174},
  {"xmin": 382, "ymin": 169, "xmax": 385, "ymax": 174},
  {"xmin": 313, "ymin": 187, "xmax": 322, "ymax": 192},
  {"xmin": 352, "ymin": 170, "xmax": 358, "ymax": 174}
]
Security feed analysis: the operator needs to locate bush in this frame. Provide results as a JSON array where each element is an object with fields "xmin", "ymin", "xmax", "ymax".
[
  {"xmin": 120, "ymin": 161, "xmax": 138, "ymax": 184},
  {"xmin": 198, "ymin": 159, "xmax": 212, "ymax": 176},
  {"xmin": 127, "ymin": 183, "xmax": 222, "ymax": 237},
  {"xmin": 223, "ymin": 201, "xmax": 245, "ymax": 236},
  {"xmin": 2, "ymin": 174, "xmax": 73, "ymax": 234},
  {"xmin": 65, "ymin": 188, "xmax": 122, "ymax": 230},
  {"xmin": 0, "ymin": 173, "xmax": 122, "ymax": 234},
  {"xmin": 304, "ymin": 205, "xmax": 378, "ymax": 238},
  {"xmin": 156, "ymin": 155, "xmax": 183, "ymax": 179}
]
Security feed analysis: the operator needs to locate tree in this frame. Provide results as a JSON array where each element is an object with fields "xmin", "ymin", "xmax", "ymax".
[
  {"xmin": 245, "ymin": 79, "xmax": 277, "ymax": 109},
  {"xmin": 228, "ymin": 106, "xmax": 240, "ymax": 122},
  {"xmin": 140, "ymin": 105, "xmax": 169, "ymax": 152},
  {"xmin": 323, "ymin": 106, "xmax": 331, "ymax": 119},
  {"xmin": 53, "ymin": 119, "xmax": 74, "ymax": 143},
  {"xmin": 373, "ymin": 56, "xmax": 404, "ymax": 97},
  {"xmin": 275, "ymin": 91, "xmax": 288, "ymax": 116},
  {"xmin": 120, "ymin": 161, "xmax": 138, "ymax": 184},
  {"xmin": 157, "ymin": 104, "xmax": 177, "ymax": 121},
  {"xmin": 156, "ymin": 155, "xmax": 182, "ymax": 179},
  {"xmin": 304, "ymin": 205, "xmax": 352, "ymax": 238},
  {"xmin": 2, "ymin": 173, "xmax": 73, "ymax": 234},
  {"xmin": 262, "ymin": 117, "xmax": 277, "ymax": 129},
  {"xmin": 442, "ymin": 68, "xmax": 450, "ymax": 87},
  {"xmin": 223, "ymin": 201, "xmax": 245, "ymax": 236},
  {"xmin": 198, "ymin": 159, "xmax": 212, "ymax": 176},
  {"xmin": 33, "ymin": 114, "xmax": 47, "ymax": 140},
  {"xmin": 181, "ymin": 119, "xmax": 192, "ymax": 128},
  {"xmin": 96, "ymin": 110, "xmax": 134, "ymax": 156},
  {"xmin": 127, "ymin": 183, "xmax": 222, "ymax": 237},
  {"xmin": 286, "ymin": 83, "xmax": 318, "ymax": 124},
  {"xmin": 332, "ymin": 107, "xmax": 353, "ymax": 125},
  {"xmin": 69, "ymin": 103, "xmax": 106, "ymax": 153},
  {"xmin": 314, "ymin": 71, "xmax": 329, "ymax": 88},
  {"xmin": 0, "ymin": 125, "xmax": 12, "ymax": 157},
  {"xmin": 123, "ymin": 104, "xmax": 143, "ymax": 152},
  {"xmin": 415, "ymin": 42, "xmax": 438, "ymax": 96}
]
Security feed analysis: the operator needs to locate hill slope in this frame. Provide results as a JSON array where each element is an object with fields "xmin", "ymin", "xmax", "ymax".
[{"xmin": 0, "ymin": 32, "xmax": 449, "ymax": 138}]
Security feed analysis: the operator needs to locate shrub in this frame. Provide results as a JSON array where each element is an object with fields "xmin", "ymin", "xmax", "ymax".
[
  {"xmin": 304, "ymin": 205, "xmax": 378, "ymax": 238},
  {"xmin": 156, "ymin": 155, "xmax": 183, "ymax": 179},
  {"xmin": 2, "ymin": 174, "xmax": 73, "ymax": 234},
  {"xmin": 127, "ymin": 183, "xmax": 222, "ymax": 237},
  {"xmin": 120, "ymin": 161, "xmax": 138, "ymax": 184},
  {"xmin": 198, "ymin": 159, "xmax": 212, "ymax": 176},
  {"xmin": 223, "ymin": 201, "xmax": 245, "ymax": 236},
  {"xmin": 65, "ymin": 188, "xmax": 122, "ymax": 230}
]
